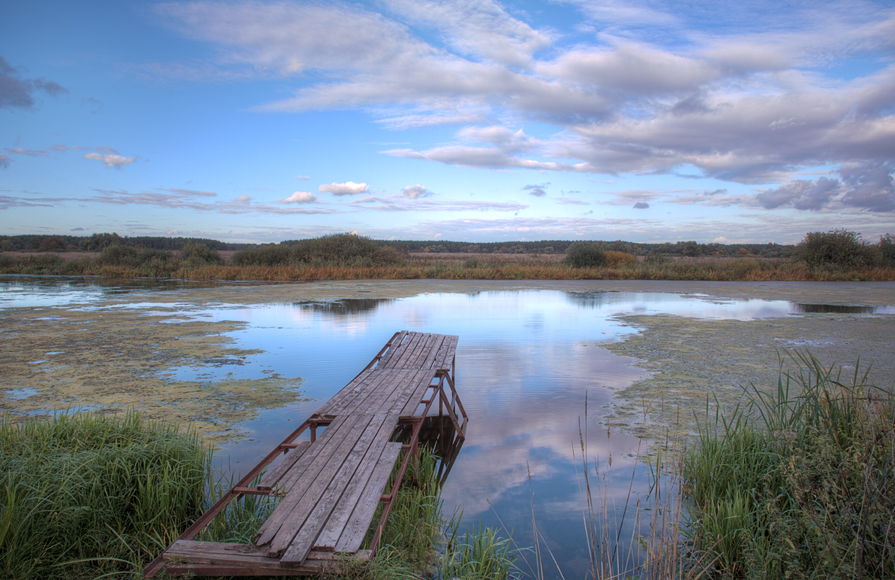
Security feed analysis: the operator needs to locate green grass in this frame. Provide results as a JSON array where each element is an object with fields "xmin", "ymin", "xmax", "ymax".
[
  {"xmin": 0, "ymin": 409, "xmax": 211, "ymax": 579},
  {"xmin": 683, "ymin": 352, "xmax": 895, "ymax": 579}
]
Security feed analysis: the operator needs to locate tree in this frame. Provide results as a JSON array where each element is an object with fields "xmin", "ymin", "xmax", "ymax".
[
  {"xmin": 794, "ymin": 229, "xmax": 878, "ymax": 269},
  {"xmin": 564, "ymin": 242, "xmax": 607, "ymax": 268}
]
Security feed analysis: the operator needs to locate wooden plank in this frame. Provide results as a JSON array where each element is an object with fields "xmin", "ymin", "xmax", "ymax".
[
  {"xmin": 398, "ymin": 370, "xmax": 439, "ymax": 418},
  {"xmin": 376, "ymin": 330, "xmax": 408, "ymax": 368},
  {"xmin": 165, "ymin": 540, "xmax": 271, "ymax": 566},
  {"xmin": 313, "ymin": 413, "xmax": 399, "ymax": 551},
  {"xmin": 258, "ymin": 441, "xmax": 311, "ymax": 491},
  {"xmin": 317, "ymin": 370, "xmax": 392, "ymax": 417},
  {"xmin": 388, "ymin": 332, "xmax": 423, "ymax": 369},
  {"xmin": 403, "ymin": 332, "xmax": 431, "ymax": 368},
  {"xmin": 334, "ymin": 441, "xmax": 404, "ymax": 552},
  {"xmin": 315, "ymin": 369, "xmax": 380, "ymax": 416},
  {"xmin": 362, "ymin": 369, "xmax": 415, "ymax": 415},
  {"xmin": 263, "ymin": 413, "xmax": 377, "ymax": 556},
  {"xmin": 434, "ymin": 335, "xmax": 458, "ymax": 372},
  {"xmin": 279, "ymin": 413, "xmax": 394, "ymax": 564},
  {"xmin": 161, "ymin": 541, "xmax": 355, "ymax": 575},
  {"xmin": 402, "ymin": 332, "xmax": 433, "ymax": 369},
  {"xmin": 418, "ymin": 334, "xmax": 446, "ymax": 370},
  {"xmin": 253, "ymin": 414, "xmax": 364, "ymax": 547}
]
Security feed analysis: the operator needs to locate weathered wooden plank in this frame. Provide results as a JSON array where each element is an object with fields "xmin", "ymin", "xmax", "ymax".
[
  {"xmin": 263, "ymin": 414, "xmax": 377, "ymax": 556},
  {"xmin": 279, "ymin": 413, "xmax": 394, "ymax": 564},
  {"xmin": 398, "ymin": 370, "xmax": 439, "ymax": 418},
  {"xmin": 313, "ymin": 413, "xmax": 399, "ymax": 551},
  {"xmin": 164, "ymin": 540, "xmax": 272, "ymax": 566},
  {"xmin": 253, "ymin": 414, "xmax": 364, "ymax": 547},
  {"xmin": 363, "ymin": 369, "xmax": 416, "ymax": 415},
  {"xmin": 387, "ymin": 332, "xmax": 423, "ymax": 369},
  {"xmin": 334, "ymin": 441, "xmax": 404, "ymax": 553},
  {"xmin": 257, "ymin": 441, "xmax": 311, "ymax": 491},
  {"xmin": 315, "ymin": 369, "xmax": 381, "ymax": 416},
  {"xmin": 418, "ymin": 334, "xmax": 445, "ymax": 370},
  {"xmin": 434, "ymin": 335, "xmax": 458, "ymax": 372},
  {"xmin": 317, "ymin": 370, "xmax": 392, "ymax": 417},
  {"xmin": 401, "ymin": 332, "xmax": 432, "ymax": 369},
  {"xmin": 376, "ymin": 330, "xmax": 409, "ymax": 368},
  {"xmin": 404, "ymin": 332, "xmax": 432, "ymax": 368},
  {"xmin": 162, "ymin": 540, "xmax": 356, "ymax": 575}
]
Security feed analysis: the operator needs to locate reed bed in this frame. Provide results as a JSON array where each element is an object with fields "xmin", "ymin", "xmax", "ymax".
[
  {"xmin": 0, "ymin": 409, "xmax": 210, "ymax": 579},
  {"xmin": 684, "ymin": 352, "xmax": 895, "ymax": 579},
  {"xmin": 4, "ymin": 250, "xmax": 895, "ymax": 281}
]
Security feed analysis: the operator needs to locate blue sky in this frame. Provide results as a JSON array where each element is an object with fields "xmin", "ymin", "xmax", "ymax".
[{"xmin": 2, "ymin": 0, "xmax": 894, "ymax": 244}]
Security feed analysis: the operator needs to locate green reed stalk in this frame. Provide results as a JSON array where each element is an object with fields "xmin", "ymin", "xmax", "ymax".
[{"xmin": 0, "ymin": 409, "xmax": 210, "ymax": 579}]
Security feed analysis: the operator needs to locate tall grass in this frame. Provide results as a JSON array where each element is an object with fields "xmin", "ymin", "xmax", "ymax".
[
  {"xmin": 684, "ymin": 352, "xmax": 895, "ymax": 579},
  {"xmin": 563, "ymin": 402, "xmax": 710, "ymax": 580},
  {"xmin": 0, "ymin": 410, "xmax": 210, "ymax": 579},
  {"xmin": 363, "ymin": 448, "xmax": 516, "ymax": 580},
  {"xmin": 4, "ymin": 249, "xmax": 895, "ymax": 280}
]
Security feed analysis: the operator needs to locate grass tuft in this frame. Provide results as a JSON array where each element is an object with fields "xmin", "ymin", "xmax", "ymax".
[
  {"xmin": 0, "ymin": 409, "xmax": 210, "ymax": 579},
  {"xmin": 684, "ymin": 351, "xmax": 895, "ymax": 579}
]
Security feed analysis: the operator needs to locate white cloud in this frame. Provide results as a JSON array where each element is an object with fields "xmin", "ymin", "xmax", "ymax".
[
  {"xmin": 84, "ymin": 152, "xmax": 137, "ymax": 169},
  {"xmin": 159, "ymin": 1, "xmax": 895, "ymax": 188},
  {"xmin": 234, "ymin": 195, "xmax": 252, "ymax": 203},
  {"xmin": 318, "ymin": 181, "xmax": 369, "ymax": 196},
  {"xmin": 278, "ymin": 191, "xmax": 317, "ymax": 204},
  {"xmin": 0, "ymin": 153, "xmax": 9, "ymax": 168},
  {"xmin": 349, "ymin": 196, "xmax": 526, "ymax": 212},
  {"xmin": 402, "ymin": 184, "xmax": 433, "ymax": 198}
]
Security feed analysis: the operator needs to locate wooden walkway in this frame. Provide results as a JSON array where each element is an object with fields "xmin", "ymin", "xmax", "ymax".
[{"xmin": 144, "ymin": 331, "xmax": 467, "ymax": 577}]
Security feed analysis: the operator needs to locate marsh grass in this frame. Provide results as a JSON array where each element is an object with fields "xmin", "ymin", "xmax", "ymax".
[
  {"xmin": 4, "ymin": 249, "xmax": 895, "ymax": 280},
  {"xmin": 0, "ymin": 409, "xmax": 210, "ymax": 579},
  {"xmin": 559, "ymin": 400, "xmax": 712, "ymax": 580},
  {"xmin": 359, "ymin": 448, "xmax": 515, "ymax": 580},
  {"xmin": 684, "ymin": 352, "xmax": 895, "ymax": 579}
]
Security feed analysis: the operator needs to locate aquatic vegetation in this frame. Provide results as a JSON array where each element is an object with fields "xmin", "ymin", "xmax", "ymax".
[
  {"xmin": 684, "ymin": 352, "xmax": 895, "ymax": 579},
  {"xmin": 0, "ymin": 410, "xmax": 210, "ymax": 579}
]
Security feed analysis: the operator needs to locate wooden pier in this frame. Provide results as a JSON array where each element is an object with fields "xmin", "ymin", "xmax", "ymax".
[{"xmin": 144, "ymin": 331, "xmax": 467, "ymax": 577}]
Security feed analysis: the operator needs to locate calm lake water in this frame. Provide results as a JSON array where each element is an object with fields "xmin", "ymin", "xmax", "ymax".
[{"xmin": 3, "ymin": 276, "xmax": 894, "ymax": 578}]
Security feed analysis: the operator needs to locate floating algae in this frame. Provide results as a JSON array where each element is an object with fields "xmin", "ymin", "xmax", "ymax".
[
  {"xmin": 603, "ymin": 311, "xmax": 895, "ymax": 446},
  {"xmin": 0, "ymin": 304, "xmax": 305, "ymax": 442}
]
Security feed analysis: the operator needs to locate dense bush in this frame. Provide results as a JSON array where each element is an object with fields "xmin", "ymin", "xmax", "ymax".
[
  {"xmin": 231, "ymin": 244, "xmax": 292, "ymax": 266},
  {"xmin": 880, "ymin": 233, "xmax": 895, "ymax": 267},
  {"xmin": 290, "ymin": 233, "xmax": 405, "ymax": 266},
  {"xmin": 794, "ymin": 229, "xmax": 879, "ymax": 269},
  {"xmin": 232, "ymin": 234, "xmax": 406, "ymax": 267},
  {"xmin": 180, "ymin": 242, "xmax": 223, "ymax": 265},
  {"xmin": 563, "ymin": 242, "xmax": 607, "ymax": 268},
  {"xmin": 604, "ymin": 250, "xmax": 637, "ymax": 267}
]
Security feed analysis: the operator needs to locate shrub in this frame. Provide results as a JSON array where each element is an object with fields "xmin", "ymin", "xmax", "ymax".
[
  {"xmin": 99, "ymin": 244, "xmax": 140, "ymax": 266},
  {"xmin": 291, "ymin": 234, "xmax": 405, "ymax": 267},
  {"xmin": 231, "ymin": 244, "xmax": 293, "ymax": 267},
  {"xmin": 880, "ymin": 233, "xmax": 895, "ymax": 267},
  {"xmin": 563, "ymin": 242, "xmax": 607, "ymax": 268},
  {"xmin": 180, "ymin": 242, "xmax": 223, "ymax": 265},
  {"xmin": 794, "ymin": 229, "xmax": 879, "ymax": 269},
  {"xmin": 604, "ymin": 250, "xmax": 637, "ymax": 267}
]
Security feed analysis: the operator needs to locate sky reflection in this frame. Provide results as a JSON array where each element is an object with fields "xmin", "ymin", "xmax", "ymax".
[{"xmin": 4, "ymin": 279, "xmax": 892, "ymax": 578}]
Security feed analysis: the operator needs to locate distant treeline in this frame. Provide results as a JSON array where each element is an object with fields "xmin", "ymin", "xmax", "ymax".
[
  {"xmin": 7, "ymin": 232, "xmax": 894, "ymax": 261},
  {"xmin": 0, "ymin": 233, "xmax": 248, "ymax": 252},
  {"xmin": 375, "ymin": 238, "xmax": 795, "ymax": 257}
]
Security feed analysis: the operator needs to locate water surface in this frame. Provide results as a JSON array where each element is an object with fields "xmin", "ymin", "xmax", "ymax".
[{"xmin": 3, "ymin": 277, "xmax": 894, "ymax": 578}]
